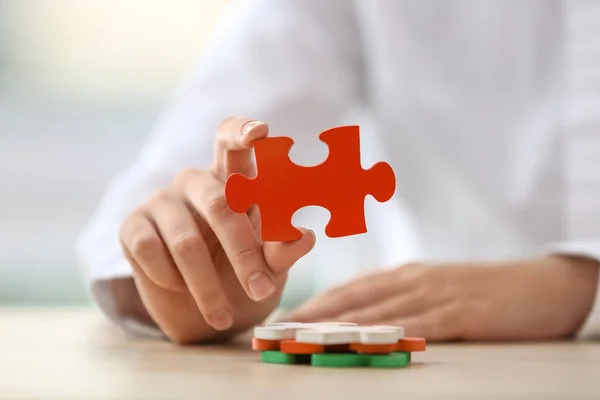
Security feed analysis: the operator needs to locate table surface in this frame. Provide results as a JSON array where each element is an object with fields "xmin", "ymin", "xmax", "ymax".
[{"xmin": 1, "ymin": 307, "xmax": 600, "ymax": 400}]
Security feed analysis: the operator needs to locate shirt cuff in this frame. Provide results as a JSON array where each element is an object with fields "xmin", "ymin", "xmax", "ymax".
[{"xmin": 542, "ymin": 240, "xmax": 600, "ymax": 340}]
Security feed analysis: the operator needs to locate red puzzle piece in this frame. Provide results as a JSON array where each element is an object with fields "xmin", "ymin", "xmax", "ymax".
[{"xmin": 224, "ymin": 125, "xmax": 396, "ymax": 242}]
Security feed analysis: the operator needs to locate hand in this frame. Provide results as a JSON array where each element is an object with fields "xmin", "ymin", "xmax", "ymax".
[
  {"xmin": 118, "ymin": 117, "xmax": 315, "ymax": 344},
  {"xmin": 287, "ymin": 256, "xmax": 599, "ymax": 341}
]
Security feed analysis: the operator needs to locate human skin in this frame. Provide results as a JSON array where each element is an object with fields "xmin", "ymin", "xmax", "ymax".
[
  {"xmin": 116, "ymin": 117, "xmax": 315, "ymax": 344},
  {"xmin": 97, "ymin": 117, "xmax": 599, "ymax": 344},
  {"xmin": 288, "ymin": 255, "xmax": 599, "ymax": 341}
]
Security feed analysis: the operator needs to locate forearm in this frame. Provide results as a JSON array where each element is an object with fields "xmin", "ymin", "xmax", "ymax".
[{"xmin": 544, "ymin": 254, "xmax": 600, "ymax": 338}]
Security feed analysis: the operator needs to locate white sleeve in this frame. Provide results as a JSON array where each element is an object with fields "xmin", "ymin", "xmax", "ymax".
[{"xmin": 75, "ymin": 0, "xmax": 362, "ymax": 285}]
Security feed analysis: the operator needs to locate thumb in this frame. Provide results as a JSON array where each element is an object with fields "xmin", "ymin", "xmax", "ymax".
[
  {"xmin": 213, "ymin": 117, "xmax": 269, "ymax": 181},
  {"xmin": 263, "ymin": 228, "xmax": 316, "ymax": 273}
]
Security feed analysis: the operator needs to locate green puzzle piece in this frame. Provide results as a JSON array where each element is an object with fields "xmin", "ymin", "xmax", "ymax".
[
  {"xmin": 261, "ymin": 351, "xmax": 296, "ymax": 365},
  {"xmin": 261, "ymin": 351, "xmax": 311, "ymax": 365},
  {"xmin": 312, "ymin": 353, "xmax": 370, "ymax": 368},
  {"xmin": 260, "ymin": 351, "xmax": 413, "ymax": 369},
  {"xmin": 369, "ymin": 352, "xmax": 410, "ymax": 368}
]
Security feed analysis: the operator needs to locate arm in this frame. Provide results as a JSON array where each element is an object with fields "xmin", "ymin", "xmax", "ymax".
[
  {"xmin": 544, "ymin": 242, "xmax": 600, "ymax": 339},
  {"xmin": 76, "ymin": 0, "xmax": 363, "ymax": 338}
]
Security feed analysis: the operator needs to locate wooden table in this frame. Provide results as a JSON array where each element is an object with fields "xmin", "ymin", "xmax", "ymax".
[{"xmin": 1, "ymin": 307, "xmax": 599, "ymax": 399}]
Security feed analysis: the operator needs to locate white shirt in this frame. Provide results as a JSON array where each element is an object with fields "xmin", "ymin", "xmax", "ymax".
[{"xmin": 76, "ymin": 0, "xmax": 600, "ymax": 339}]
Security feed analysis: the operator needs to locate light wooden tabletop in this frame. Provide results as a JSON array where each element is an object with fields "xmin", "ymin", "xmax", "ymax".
[{"xmin": 1, "ymin": 307, "xmax": 599, "ymax": 400}]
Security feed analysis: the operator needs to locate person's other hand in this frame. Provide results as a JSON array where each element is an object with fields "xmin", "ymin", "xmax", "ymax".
[
  {"xmin": 287, "ymin": 256, "xmax": 599, "ymax": 341},
  {"xmin": 118, "ymin": 117, "xmax": 315, "ymax": 344}
]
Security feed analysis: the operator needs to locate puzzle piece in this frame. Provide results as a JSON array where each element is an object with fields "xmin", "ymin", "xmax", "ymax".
[
  {"xmin": 394, "ymin": 337, "xmax": 427, "ymax": 352},
  {"xmin": 311, "ymin": 353, "xmax": 370, "ymax": 368},
  {"xmin": 368, "ymin": 352, "xmax": 411, "ymax": 368},
  {"xmin": 295, "ymin": 326, "xmax": 360, "ymax": 345},
  {"xmin": 262, "ymin": 351, "xmax": 411, "ymax": 368},
  {"xmin": 256, "ymin": 323, "xmax": 404, "ymax": 345},
  {"xmin": 252, "ymin": 337, "xmax": 279, "ymax": 351},
  {"xmin": 224, "ymin": 125, "xmax": 396, "ymax": 241},
  {"xmin": 252, "ymin": 322, "xmax": 425, "ymax": 369},
  {"xmin": 280, "ymin": 340, "xmax": 325, "ymax": 354},
  {"xmin": 349, "ymin": 342, "xmax": 397, "ymax": 354},
  {"xmin": 253, "ymin": 322, "xmax": 358, "ymax": 340},
  {"xmin": 261, "ymin": 351, "xmax": 299, "ymax": 365}
]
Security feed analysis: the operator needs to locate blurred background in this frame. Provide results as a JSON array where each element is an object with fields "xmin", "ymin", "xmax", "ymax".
[{"xmin": 0, "ymin": 0, "xmax": 235, "ymax": 305}]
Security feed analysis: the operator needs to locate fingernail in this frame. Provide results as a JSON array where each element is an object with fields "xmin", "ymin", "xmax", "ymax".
[
  {"xmin": 241, "ymin": 120, "xmax": 264, "ymax": 135},
  {"xmin": 210, "ymin": 309, "xmax": 233, "ymax": 331},
  {"xmin": 248, "ymin": 271, "xmax": 275, "ymax": 301}
]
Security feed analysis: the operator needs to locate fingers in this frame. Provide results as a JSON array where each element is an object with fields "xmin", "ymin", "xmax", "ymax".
[
  {"xmin": 148, "ymin": 190, "xmax": 234, "ymax": 331},
  {"xmin": 119, "ymin": 210, "xmax": 184, "ymax": 292},
  {"xmin": 120, "ymin": 190, "xmax": 234, "ymax": 331},
  {"xmin": 390, "ymin": 302, "xmax": 464, "ymax": 341},
  {"xmin": 176, "ymin": 169, "xmax": 283, "ymax": 302},
  {"xmin": 211, "ymin": 115, "xmax": 315, "ymax": 271},
  {"xmin": 178, "ymin": 169, "xmax": 273, "ymax": 301},
  {"xmin": 334, "ymin": 288, "xmax": 444, "ymax": 324},
  {"xmin": 213, "ymin": 117, "xmax": 269, "ymax": 180},
  {"xmin": 288, "ymin": 269, "xmax": 408, "ymax": 322},
  {"xmin": 263, "ymin": 228, "xmax": 316, "ymax": 273}
]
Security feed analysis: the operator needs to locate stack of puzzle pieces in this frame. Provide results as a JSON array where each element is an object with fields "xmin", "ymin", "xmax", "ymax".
[{"xmin": 252, "ymin": 322, "xmax": 426, "ymax": 368}]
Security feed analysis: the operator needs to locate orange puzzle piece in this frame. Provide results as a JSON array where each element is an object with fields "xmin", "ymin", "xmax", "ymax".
[
  {"xmin": 349, "ymin": 342, "xmax": 396, "ymax": 354},
  {"xmin": 394, "ymin": 337, "xmax": 426, "ymax": 352},
  {"xmin": 252, "ymin": 337, "xmax": 280, "ymax": 351},
  {"xmin": 224, "ymin": 125, "xmax": 396, "ymax": 241},
  {"xmin": 280, "ymin": 340, "xmax": 325, "ymax": 354}
]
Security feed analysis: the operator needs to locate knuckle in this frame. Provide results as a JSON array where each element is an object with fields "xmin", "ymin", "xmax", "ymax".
[
  {"xmin": 205, "ymin": 193, "xmax": 232, "ymax": 220},
  {"xmin": 403, "ymin": 262, "xmax": 429, "ymax": 278},
  {"xmin": 171, "ymin": 232, "xmax": 203, "ymax": 258},
  {"xmin": 175, "ymin": 169, "xmax": 215, "ymax": 198},
  {"xmin": 439, "ymin": 305, "xmax": 457, "ymax": 325},
  {"xmin": 406, "ymin": 288, "xmax": 427, "ymax": 309},
  {"xmin": 129, "ymin": 231, "xmax": 162, "ymax": 260},
  {"xmin": 174, "ymin": 168, "xmax": 199, "ymax": 188},
  {"xmin": 339, "ymin": 289, "xmax": 361, "ymax": 307},
  {"xmin": 208, "ymin": 164, "xmax": 221, "ymax": 179},
  {"xmin": 119, "ymin": 211, "xmax": 145, "ymax": 243},
  {"xmin": 147, "ymin": 188, "xmax": 174, "ymax": 206},
  {"xmin": 118, "ymin": 214, "xmax": 135, "ymax": 243},
  {"xmin": 232, "ymin": 245, "xmax": 263, "ymax": 267}
]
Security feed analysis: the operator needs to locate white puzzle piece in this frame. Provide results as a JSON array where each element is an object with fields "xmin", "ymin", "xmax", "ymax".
[
  {"xmin": 264, "ymin": 322, "xmax": 357, "ymax": 328},
  {"xmin": 253, "ymin": 326, "xmax": 298, "ymax": 340},
  {"xmin": 357, "ymin": 325, "xmax": 404, "ymax": 344},
  {"xmin": 295, "ymin": 326, "xmax": 360, "ymax": 345},
  {"xmin": 254, "ymin": 322, "xmax": 404, "ymax": 345},
  {"xmin": 254, "ymin": 322, "xmax": 356, "ymax": 340}
]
